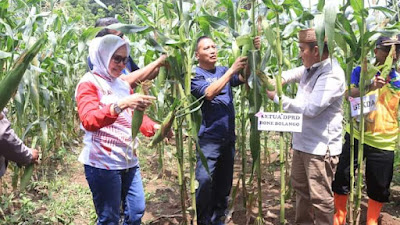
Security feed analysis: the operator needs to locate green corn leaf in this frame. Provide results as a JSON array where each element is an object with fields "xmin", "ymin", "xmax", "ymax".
[
  {"xmin": 260, "ymin": 45, "xmax": 272, "ymax": 71},
  {"xmin": 350, "ymin": 0, "xmax": 362, "ymax": 14},
  {"xmin": 337, "ymin": 13, "xmax": 357, "ymax": 50},
  {"xmin": 0, "ymin": 36, "xmax": 46, "ymax": 113},
  {"xmin": 107, "ymin": 23, "xmax": 150, "ymax": 35},
  {"xmin": 93, "ymin": 0, "xmax": 108, "ymax": 10},
  {"xmin": 324, "ymin": 3, "xmax": 338, "ymax": 58},
  {"xmin": 0, "ymin": 50, "xmax": 11, "ymax": 59},
  {"xmin": 380, "ymin": 45, "xmax": 394, "ymax": 80},
  {"xmin": 317, "ymin": 0, "xmax": 325, "ymax": 12},
  {"xmin": 370, "ymin": 6, "xmax": 396, "ymax": 17},
  {"xmin": 282, "ymin": 0, "xmax": 303, "ymax": 16},
  {"xmin": 232, "ymin": 41, "xmax": 240, "ymax": 62},
  {"xmin": 335, "ymin": 32, "xmax": 348, "ymax": 55},
  {"xmin": 236, "ymin": 34, "xmax": 252, "ymax": 47},
  {"xmin": 300, "ymin": 11, "xmax": 315, "ymax": 23},
  {"xmin": 262, "ymin": 0, "xmax": 282, "ymax": 12},
  {"xmin": 178, "ymin": 21, "xmax": 187, "ymax": 43},
  {"xmin": 131, "ymin": 2, "xmax": 155, "ymax": 27},
  {"xmin": 146, "ymin": 34, "xmax": 166, "ymax": 53},
  {"xmin": 161, "ymin": 1, "xmax": 172, "ymax": 20},
  {"xmin": 262, "ymin": 21, "xmax": 276, "ymax": 47},
  {"xmin": 21, "ymin": 119, "xmax": 40, "ymax": 140},
  {"xmin": 197, "ymin": 15, "xmax": 232, "ymax": 31},
  {"xmin": 366, "ymin": 63, "xmax": 380, "ymax": 81},
  {"xmin": 40, "ymin": 118, "xmax": 48, "ymax": 150},
  {"xmin": 0, "ymin": 18, "xmax": 14, "ymax": 38},
  {"xmin": 29, "ymin": 71, "xmax": 40, "ymax": 114},
  {"xmin": 79, "ymin": 27, "xmax": 103, "ymax": 42},
  {"xmin": 314, "ymin": 14, "xmax": 325, "ymax": 59},
  {"xmin": 220, "ymin": 0, "xmax": 236, "ymax": 31}
]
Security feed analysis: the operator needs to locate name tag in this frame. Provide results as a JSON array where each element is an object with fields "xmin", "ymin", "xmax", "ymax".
[
  {"xmin": 255, "ymin": 112, "xmax": 303, "ymax": 133},
  {"xmin": 349, "ymin": 94, "xmax": 377, "ymax": 117}
]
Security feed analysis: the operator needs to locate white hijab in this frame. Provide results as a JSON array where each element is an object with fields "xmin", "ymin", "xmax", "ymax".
[{"xmin": 89, "ymin": 34, "xmax": 130, "ymax": 80}]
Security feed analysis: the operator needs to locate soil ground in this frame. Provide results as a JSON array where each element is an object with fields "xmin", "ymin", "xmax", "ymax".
[
  {"xmin": 136, "ymin": 147, "xmax": 400, "ymax": 225},
  {"xmin": 2, "ymin": 143, "xmax": 399, "ymax": 225}
]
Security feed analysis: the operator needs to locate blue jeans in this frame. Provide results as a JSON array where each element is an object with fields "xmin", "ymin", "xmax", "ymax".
[
  {"xmin": 196, "ymin": 138, "xmax": 235, "ymax": 225},
  {"xmin": 84, "ymin": 165, "xmax": 145, "ymax": 225}
]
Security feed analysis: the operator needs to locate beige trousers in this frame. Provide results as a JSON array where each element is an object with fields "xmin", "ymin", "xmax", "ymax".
[{"xmin": 291, "ymin": 149, "xmax": 339, "ymax": 225}]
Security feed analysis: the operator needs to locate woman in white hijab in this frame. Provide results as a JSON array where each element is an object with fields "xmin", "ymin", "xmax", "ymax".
[{"xmin": 75, "ymin": 34, "xmax": 156, "ymax": 225}]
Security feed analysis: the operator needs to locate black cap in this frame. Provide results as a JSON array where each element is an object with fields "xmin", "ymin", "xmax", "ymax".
[{"xmin": 376, "ymin": 35, "xmax": 400, "ymax": 47}]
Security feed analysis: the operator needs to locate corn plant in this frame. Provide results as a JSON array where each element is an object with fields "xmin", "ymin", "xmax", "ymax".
[{"xmin": 333, "ymin": 1, "xmax": 400, "ymax": 223}]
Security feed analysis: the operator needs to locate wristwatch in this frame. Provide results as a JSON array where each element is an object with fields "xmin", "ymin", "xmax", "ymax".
[{"xmin": 113, "ymin": 103, "xmax": 123, "ymax": 114}]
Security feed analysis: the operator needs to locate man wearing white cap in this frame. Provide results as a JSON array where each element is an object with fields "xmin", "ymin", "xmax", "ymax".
[{"xmin": 263, "ymin": 28, "xmax": 346, "ymax": 224}]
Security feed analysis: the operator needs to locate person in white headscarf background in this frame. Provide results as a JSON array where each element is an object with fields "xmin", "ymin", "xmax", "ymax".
[{"xmin": 75, "ymin": 34, "xmax": 156, "ymax": 225}]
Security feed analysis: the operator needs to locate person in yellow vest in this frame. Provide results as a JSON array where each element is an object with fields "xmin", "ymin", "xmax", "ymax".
[{"xmin": 332, "ymin": 35, "xmax": 400, "ymax": 225}]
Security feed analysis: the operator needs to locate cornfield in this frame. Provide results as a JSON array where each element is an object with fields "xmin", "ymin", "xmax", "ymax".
[{"xmin": 1, "ymin": 0, "xmax": 400, "ymax": 224}]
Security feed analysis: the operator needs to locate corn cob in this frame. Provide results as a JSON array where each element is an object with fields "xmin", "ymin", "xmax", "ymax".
[
  {"xmin": 236, "ymin": 34, "xmax": 253, "ymax": 57},
  {"xmin": 19, "ymin": 137, "xmax": 38, "ymax": 191},
  {"xmin": 0, "ymin": 36, "xmax": 47, "ymax": 112},
  {"xmin": 380, "ymin": 45, "xmax": 394, "ymax": 80},
  {"xmin": 236, "ymin": 34, "xmax": 252, "ymax": 47},
  {"xmin": 147, "ymin": 101, "xmax": 179, "ymax": 148},
  {"xmin": 256, "ymin": 71, "xmax": 275, "ymax": 91},
  {"xmin": 131, "ymin": 80, "xmax": 152, "ymax": 140}
]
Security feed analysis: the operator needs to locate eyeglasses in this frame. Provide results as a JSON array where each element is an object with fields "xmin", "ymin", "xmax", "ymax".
[{"xmin": 112, "ymin": 56, "xmax": 129, "ymax": 65}]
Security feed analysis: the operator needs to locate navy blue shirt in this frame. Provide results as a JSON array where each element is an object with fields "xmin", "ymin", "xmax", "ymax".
[
  {"xmin": 87, "ymin": 56, "xmax": 139, "ymax": 74},
  {"xmin": 191, "ymin": 66, "xmax": 243, "ymax": 142}
]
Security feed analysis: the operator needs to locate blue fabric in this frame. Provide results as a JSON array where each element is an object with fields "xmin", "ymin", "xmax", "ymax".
[
  {"xmin": 350, "ymin": 66, "xmax": 362, "ymax": 86},
  {"xmin": 195, "ymin": 138, "xmax": 235, "ymax": 225},
  {"xmin": 87, "ymin": 56, "xmax": 139, "ymax": 74},
  {"xmin": 84, "ymin": 165, "xmax": 145, "ymax": 225},
  {"xmin": 191, "ymin": 66, "xmax": 242, "ymax": 141},
  {"xmin": 350, "ymin": 66, "xmax": 399, "ymax": 89}
]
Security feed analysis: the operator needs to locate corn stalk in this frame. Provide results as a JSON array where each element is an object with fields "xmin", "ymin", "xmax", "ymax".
[
  {"xmin": 272, "ymin": 5, "xmax": 286, "ymax": 225},
  {"xmin": 354, "ymin": 1, "xmax": 367, "ymax": 223}
]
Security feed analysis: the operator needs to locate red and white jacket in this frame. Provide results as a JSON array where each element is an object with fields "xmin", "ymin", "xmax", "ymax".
[{"xmin": 75, "ymin": 72, "xmax": 156, "ymax": 170}]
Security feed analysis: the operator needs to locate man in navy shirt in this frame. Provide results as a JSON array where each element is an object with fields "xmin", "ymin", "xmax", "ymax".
[{"xmin": 191, "ymin": 36, "xmax": 247, "ymax": 225}]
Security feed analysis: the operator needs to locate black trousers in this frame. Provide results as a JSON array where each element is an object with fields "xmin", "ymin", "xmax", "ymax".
[{"xmin": 332, "ymin": 133, "xmax": 394, "ymax": 202}]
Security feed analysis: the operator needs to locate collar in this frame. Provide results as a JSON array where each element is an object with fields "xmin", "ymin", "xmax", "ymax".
[{"xmin": 307, "ymin": 58, "xmax": 330, "ymax": 72}]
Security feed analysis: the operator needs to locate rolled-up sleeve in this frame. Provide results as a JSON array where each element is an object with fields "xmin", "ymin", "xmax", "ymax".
[
  {"xmin": 191, "ymin": 75, "xmax": 209, "ymax": 99},
  {"xmin": 282, "ymin": 66, "xmax": 304, "ymax": 84},
  {"xmin": 0, "ymin": 113, "xmax": 32, "ymax": 165},
  {"xmin": 230, "ymin": 73, "xmax": 244, "ymax": 87}
]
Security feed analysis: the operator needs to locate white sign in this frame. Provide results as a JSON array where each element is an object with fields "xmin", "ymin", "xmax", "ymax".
[
  {"xmin": 255, "ymin": 112, "xmax": 303, "ymax": 132},
  {"xmin": 349, "ymin": 94, "xmax": 377, "ymax": 117}
]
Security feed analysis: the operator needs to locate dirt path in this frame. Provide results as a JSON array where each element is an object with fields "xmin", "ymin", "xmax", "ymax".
[
  {"xmin": 138, "ymin": 150, "xmax": 400, "ymax": 225},
  {"xmin": 64, "ymin": 148, "xmax": 400, "ymax": 225}
]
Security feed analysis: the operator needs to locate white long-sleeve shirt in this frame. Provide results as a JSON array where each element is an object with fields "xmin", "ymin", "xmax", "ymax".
[{"xmin": 274, "ymin": 58, "xmax": 346, "ymax": 156}]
